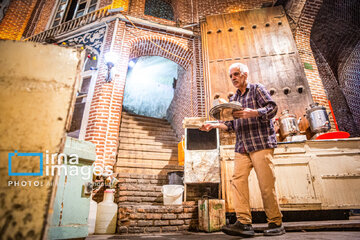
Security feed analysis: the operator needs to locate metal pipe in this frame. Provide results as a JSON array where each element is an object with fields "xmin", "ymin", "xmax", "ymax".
[{"xmin": 107, "ymin": 14, "xmax": 194, "ymax": 37}]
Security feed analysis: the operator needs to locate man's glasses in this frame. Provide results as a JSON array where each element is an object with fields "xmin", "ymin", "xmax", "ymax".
[{"xmin": 230, "ymin": 72, "xmax": 241, "ymax": 79}]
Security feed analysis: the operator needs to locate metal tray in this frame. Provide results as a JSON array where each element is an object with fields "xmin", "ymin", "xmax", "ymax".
[{"xmin": 209, "ymin": 102, "xmax": 243, "ymax": 121}]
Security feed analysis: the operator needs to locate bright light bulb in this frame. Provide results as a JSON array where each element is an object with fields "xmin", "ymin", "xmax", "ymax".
[
  {"xmin": 128, "ymin": 60, "xmax": 135, "ymax": 68},
  {"xmin": 104, "ymin": 52, "xmax": 117, "ymax": 65}
]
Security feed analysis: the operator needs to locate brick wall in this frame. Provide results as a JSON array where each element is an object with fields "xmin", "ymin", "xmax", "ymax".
[
  {"xmin": 167, "ymin": 65, "xmax": 198, "ymax": 139},
  {"xmin": 99, "ymin": 0, "xmax": 114, "ymax": 8},
  {"xmin": 127, "ymin": 0, "xmax": 274, "ymax": 27},
  {"xmin": 291, "ymin": 0, "xmax": 340, "ymax": 132},
  {"xmin": 193, "ymin": 36, "xmax": 206, "ymax": 117},
  {"xmin": 197, "ymin": 0, "xmax": 272, "ymax": 20},
  {"xmin": 340, "ymin": 42, "xmax": 360, "ymax": 132},
  {"xmin": 32, "ymin": 0, "xmax": 57, "ymax": 36},
  {"xmin": 85, "ymin": 20, "xmax": 127, "ymax": 169},
  {"xmin": 115, "ymin": 173, "xmax": 198, "ymax": 234},
  {"xmin": 0, "ymin": 0, "xmax": 37, "ymax": 40},
  {"xmin": 129, "ymin": 0, "xmax": 177, "ymax": 26},
  {"xmin": 85, "ymin": 20, "xmax": 197, "ymax": 168},
  {"xmin": 309, "ymin": 0, "xmax": 360, "ymax": 136}
]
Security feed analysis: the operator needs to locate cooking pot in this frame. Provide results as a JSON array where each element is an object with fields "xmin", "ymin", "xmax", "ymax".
[
  {"xmin": 278, "ymin": 110, "xmax": 300, "ymax": 137},
  {"xmin": 306, "ymin": 103, "xmax": 331, "ymax": 133}
]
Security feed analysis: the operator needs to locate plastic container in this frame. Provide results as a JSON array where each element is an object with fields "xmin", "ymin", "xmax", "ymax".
[
  {"xmin": 178, "ymin": 139, "xmax": 185, "ymax": 166},
  {"xmin": 95, "ymin": 189, "xmax": 117, "ymax": 234},
  {"xmin": 88, "ymin": 195, "xmax": 97, "ymax": 235},
  {"xmin": 161, "ymin": 185, "xmax": 184, "ymax": 205},
  {"xmin": 167, "ymin": 171, "xmax": 184, "ymax": 185}
]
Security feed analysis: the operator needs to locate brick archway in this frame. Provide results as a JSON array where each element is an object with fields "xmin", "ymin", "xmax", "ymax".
[{"xmin": 128, "ymin": 36, "xmax": 193, "ymax": 70}]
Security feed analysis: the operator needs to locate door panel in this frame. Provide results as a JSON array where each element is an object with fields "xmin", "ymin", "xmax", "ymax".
[{"xmin": 201, "ymin": 6, "xmax": 313, "ymax": 130}]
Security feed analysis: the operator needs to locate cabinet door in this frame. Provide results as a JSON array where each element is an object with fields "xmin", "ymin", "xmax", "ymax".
[
  {"xmin": 48, "ymin": 165, "xmax": 91, "ymax": 239},
  {"xmin": 222, "ymin": 156, "xmax": 320, "ymax": 212},
  {"xmin": 272, "ymin": 158, "xmax": 320, "ymax": 208}
]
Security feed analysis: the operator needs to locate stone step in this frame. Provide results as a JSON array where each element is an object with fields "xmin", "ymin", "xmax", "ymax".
[
  {"xmin": 121, "ymin": 117, "xmax": 171, "ymax": 127},
  {"xmin": 115, "ymin": 167, "xmax": 183, "ymax": 176},
  {"xmin": 119, "ymin": 137, "xmax": 178, "ymax": 146},
  {"xmin": 120, "ymin": 123, "xmax": 175, "ymax": 133},
  {"xmin": 118, "ymin": 143, "xmax": 178, "ymax": 153},
  {"xmin": 117, "ymin": 150, "xmax": 178, "ymax": 161},
  {"xmin": 116, "ymin": 173, "xmax": 168, "ymax": 180},
  {"xmin": 120, "ymin": 128, "xmax": 177, "ymax": 137},
  {"xmin": 121, "ymin": 114, "xmax": 169, "ymax": 126},
  {"xmin": 116, "ymin": 161, "xmax": 182, "ymax": 170},
  {"xmin": 118, "ymin": 182, "xmax": 168, "ymax": 190},
  {"xmin": 119, "ymin": 132, "xmax": 178, "ymax": 141},
  {"xmin": 116, "ymin": 158, "xmax": 178, "ymax": 167}
]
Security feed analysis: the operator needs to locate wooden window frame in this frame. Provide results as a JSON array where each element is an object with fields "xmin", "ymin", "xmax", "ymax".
[{"xmin": 49, "ymin": 0, "xmax": 99, "ymax": 28}]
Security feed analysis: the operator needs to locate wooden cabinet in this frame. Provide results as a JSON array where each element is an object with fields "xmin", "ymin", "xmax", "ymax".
[{"xmin": 220, "ymin": 139, "xmax": 360, "ymax": 212}]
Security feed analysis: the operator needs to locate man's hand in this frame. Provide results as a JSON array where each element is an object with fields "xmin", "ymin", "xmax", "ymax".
[
  {"xmin": 232, "ymin": 108, "xmax": 259, "ymax": 119},
  {"xmin": 199, "ymin": 123, "xmax": 216, "ymax": 132}
]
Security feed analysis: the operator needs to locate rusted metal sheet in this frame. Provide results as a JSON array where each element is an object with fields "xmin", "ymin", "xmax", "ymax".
[
  {"xmin": 0, "ymin": 40, "xmax": 84, "ymax": 240},
  {"xmin": 198, "ymin": 199, "xmax": 226, "ymax": 232},
  {"xmin": 201, "ymin": 6, "xmax": 313, "ymax": 131},
  {"xmin": 220, "ymin": 138, "xmax": 360, "ymax": 212}
]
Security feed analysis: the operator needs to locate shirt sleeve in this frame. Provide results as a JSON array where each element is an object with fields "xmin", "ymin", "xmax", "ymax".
[
  {"xmin": 223, "ymin": 120, "xmax": 234, "ymax": 132},
  {"xmin": 256, "ymin": 84, "xmax": 278, "ymax": 121}
]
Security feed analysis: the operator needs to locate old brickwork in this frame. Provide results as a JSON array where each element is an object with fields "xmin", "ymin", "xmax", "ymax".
[
  {"xmin": 340, "ymin": 42, "xmax": 360, "ymax": 131},
  {"xmin": 293, "ymin": 0, "xmax": 326, "ymax": 105},
  {"xmin": 290, "ymin": 0, "xmax": 341, "ymax": 133},
  {"xmin": 115, "ymin": 173, "xmax": 198, "ymax": 234},
  {"xmin": 3, "ymin": 0, "xmax": 359, "ymax": 235},
  {"xmin": 0, "ymin": 0, "xmax": 37, "ymax": 40},
  {"xmin": 310, "ymin": 0, "xmax": 360, "ymax": 136},
  {"xmin": 84, "ymin": 20, "xmax": 127, "ymax": 169},
  {"xmin": 167, "ymin": 65, "xmax": 197, "ymax": 139},
  {"xmin": 31, "ymin": 0, "xmax": 57, "ymax": 36},
  {"xmin": 1, "ymin": 0, "xmax": 351, "ymax": 170},
  {"xmin": 85, "ymin": 20, "xmax": 196, "ymax": 168}
]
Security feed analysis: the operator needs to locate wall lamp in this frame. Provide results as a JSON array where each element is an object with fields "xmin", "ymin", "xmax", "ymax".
[{"xmin": 104, "ymin": 52, "xmax": 117, "ymax": 83}]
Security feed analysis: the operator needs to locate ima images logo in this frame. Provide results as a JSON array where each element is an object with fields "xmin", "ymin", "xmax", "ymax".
[
  {"xmin": 8, "ymin": 150, "xmax": 113, "ymax": 179},
  {"xmin": 8, "ymin": 150, "xmax": 43, "ymax": 176}
]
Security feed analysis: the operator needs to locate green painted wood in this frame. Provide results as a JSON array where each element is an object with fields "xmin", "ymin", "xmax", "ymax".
[
  {"xmin": 48, "ymin": 225, "xmax": 88, "ymax": 239},
  {"xmin": 51, "ymin": 167, "xmax": 67, "ymax": 227},
  {"xmin": 62, "ymin": 164, "xmax": 91, "ymax": 225},
  {"xmin": 63, "ymin": 137, "xmax": 96, "ymax": 163},
  {"xmin": 48, "ymin": 138, "xmax": 96, "ymax": 239}
]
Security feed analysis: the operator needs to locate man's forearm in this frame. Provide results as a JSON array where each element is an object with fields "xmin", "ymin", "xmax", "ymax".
[{"xmin": 216, "ymin": 123, "xmax": 229, "ymax": 131}]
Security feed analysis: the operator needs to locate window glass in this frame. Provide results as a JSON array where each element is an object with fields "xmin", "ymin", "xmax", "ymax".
[
  {"xmin": 88, "ymin": 5, "xmax": 96, "ymax": 12},
  {"xmin": 75, "ymin": 10, "xmax": 85, "ymax": 18},
  {"xmin": 52, "ymin": 0, "xmax": 98, "ymax": 27},
  {"xmin": 78, "ymin": 2, "xmax": 86, "ymax": 10}
]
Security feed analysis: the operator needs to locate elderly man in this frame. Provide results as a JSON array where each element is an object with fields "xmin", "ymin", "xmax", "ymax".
[{"xmin": 200, "ymin": 63, "xmax": 285, "ymax": 237}]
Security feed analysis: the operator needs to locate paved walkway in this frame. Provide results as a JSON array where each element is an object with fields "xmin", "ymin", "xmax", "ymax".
[{"xmin": 86, "ymin": 231, "xmax": 360, "ymax": 239}]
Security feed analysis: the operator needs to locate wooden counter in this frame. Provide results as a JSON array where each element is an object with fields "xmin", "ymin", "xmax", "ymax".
[{"xmin": 220, "ymin": 138, "xmax": 360, "ymax": 212}]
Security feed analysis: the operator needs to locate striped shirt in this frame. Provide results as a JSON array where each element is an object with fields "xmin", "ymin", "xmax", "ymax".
[{"xmin": 224, "ymin": 83, "xmax": 278, "ymax": 153}]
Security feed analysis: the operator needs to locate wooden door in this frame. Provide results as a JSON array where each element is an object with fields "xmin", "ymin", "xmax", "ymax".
[{"xmin": 201, "ymin": 6, "xmax": 313, "ymax": 130}]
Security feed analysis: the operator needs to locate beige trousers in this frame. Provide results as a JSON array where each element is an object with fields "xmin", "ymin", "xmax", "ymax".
[{"xmin": 232, "ymin": 148, "xmax": 282, "ymax": 225}]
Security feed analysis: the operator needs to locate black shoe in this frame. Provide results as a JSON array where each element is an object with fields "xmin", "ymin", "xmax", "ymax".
[
  {"xmin": 221, "ymin": 221, "xmax": 255, "ymax": 237},
  {"xmin": 263, "ymin": 222, "xmax": 286, "ymax": 236}
]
